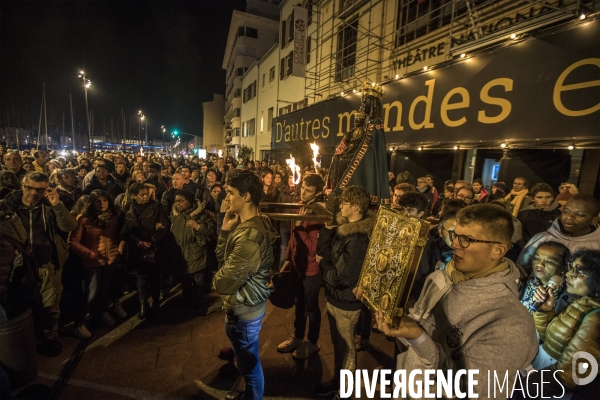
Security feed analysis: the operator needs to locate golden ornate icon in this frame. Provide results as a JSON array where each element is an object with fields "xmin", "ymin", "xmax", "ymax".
[{"xmin": 358, "ymin": 207, "xmax": 430, "ymax": 329}]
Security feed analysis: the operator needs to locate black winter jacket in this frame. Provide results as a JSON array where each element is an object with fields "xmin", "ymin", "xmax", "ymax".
[
  {"xmin": 517, "ymin": 201, "xmax": 562, "ymax": 244},
  {"xmin": 317, "ymin": 210, "xmax": 376, "ymax": 311}
]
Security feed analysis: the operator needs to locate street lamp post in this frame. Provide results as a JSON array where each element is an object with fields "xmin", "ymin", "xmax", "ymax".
[
  {"xmin": 78, "ymin": 71, "xmax": 92, "ymax": 151},
  {"xmin": 138, "ymin": 110, "xmax": 146, "ymax": 147},
  {"xmin": 161, "ymin": 125, "xmax": 166, "ymax": 153}
]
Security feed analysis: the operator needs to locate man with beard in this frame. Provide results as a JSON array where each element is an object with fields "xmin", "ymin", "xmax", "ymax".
[{"xmin": 517, "ymin": 194, "xmax": 600, "ymax": 268}]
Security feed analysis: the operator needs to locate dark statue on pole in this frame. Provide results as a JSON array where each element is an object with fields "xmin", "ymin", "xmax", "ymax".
[{"xmin": 326, "ymin": 82, "xmax": 390, "ymax": 211}]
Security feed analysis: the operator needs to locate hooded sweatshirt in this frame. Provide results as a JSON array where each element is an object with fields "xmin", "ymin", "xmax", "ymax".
[
  {"xmin": 517, "ymin": 218, "xmax": 600, "ymax": 268},
  {"xmin": 397, "ymin": 259, "xmax": 538, "ymax": 400}
]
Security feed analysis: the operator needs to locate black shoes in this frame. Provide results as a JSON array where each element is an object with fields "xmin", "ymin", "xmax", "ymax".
[
  {"xmin": 315, "ymin": 379, "xmax": 339, "ymax": 397},
  {"xmin": 224, "ymin": 390, "xmax": 244, "ymax": 400},
  {"xmin": 37, "ymin": 339, "xmax": 63, "ymax": 357},
  {"xmin": 138, "ymin": 300, "xmax": 149, "ymax": 320}
]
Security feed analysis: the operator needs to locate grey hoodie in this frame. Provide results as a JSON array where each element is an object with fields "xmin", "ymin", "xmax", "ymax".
[
  {"xmin": 517, "ymin": 218, "xmax": 600, "ymax": 268},
  {"xmin": 397, "ymin": 259, "xmax": 537, "ymax": 400}
]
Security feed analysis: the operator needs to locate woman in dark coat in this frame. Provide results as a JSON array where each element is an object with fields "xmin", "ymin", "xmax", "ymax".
[
  {"xmin": 121, "ymin": 182, "xmax": 170, "ymax": 319},
  {"xmin": 169, "ymin": 190, "xmax": 216, "ymax": 311},
  {"xmin": 69, "ymin": 190, "xmax": 125, "ymax": 338}
]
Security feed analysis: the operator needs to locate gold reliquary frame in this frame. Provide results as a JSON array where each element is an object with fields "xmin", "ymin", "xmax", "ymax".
[
  {"xmin": 258, "ymin": 202, "xmax": 334, "ymax": 223},
  {"xmin": 358, "ymin": 206, "xmax": 430, "ymax": 329}
]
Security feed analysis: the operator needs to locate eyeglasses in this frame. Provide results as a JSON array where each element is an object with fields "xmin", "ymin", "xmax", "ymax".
[
  {"xmin": 449, "ymin": 231, "xmax": 502, "ymax": 248},
  {"xmin": 340, "ymin": 202, "xmax": 353, "ymax": 207},
  {"xmin": 456, "ymin": 193, "xmax": 473, "ymax": 201},
  {"xmin": 22, "ymin": 184, "xmax": 47, "ymax": 194},
  {"xmin": 174, "ymin": 199, "xmax": 189, "ymax": 203},
  {"xmin": 567, "ymin": 264, "xmax": 587, "ymax": 279}
]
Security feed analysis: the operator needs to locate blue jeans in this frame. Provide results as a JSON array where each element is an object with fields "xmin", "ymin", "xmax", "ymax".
[{"xmin": 225, "ymin": 312, "xmax": 265, "ymax": 400}]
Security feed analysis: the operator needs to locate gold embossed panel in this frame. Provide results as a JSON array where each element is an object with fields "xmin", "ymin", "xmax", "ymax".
[{"xmin": 358, "ymin": 207, "xmax": 430, "ymax": 329}]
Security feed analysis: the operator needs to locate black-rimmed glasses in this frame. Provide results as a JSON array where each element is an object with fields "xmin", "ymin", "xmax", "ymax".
[{"xmin": 449, "ymin": 231, "xmax": 502, "ymax": 248}]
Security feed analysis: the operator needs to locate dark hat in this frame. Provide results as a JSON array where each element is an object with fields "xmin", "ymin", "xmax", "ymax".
[{"xmin": 492, "ymin": 182, "xmax": 507, "ymax": 194}]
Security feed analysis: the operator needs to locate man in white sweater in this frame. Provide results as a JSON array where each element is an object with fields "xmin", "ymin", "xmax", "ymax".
[{"xmin": 376, "ymin": 204, "xmax": 537, "ymax": 400}]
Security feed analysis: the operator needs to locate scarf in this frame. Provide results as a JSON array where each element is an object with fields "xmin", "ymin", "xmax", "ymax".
[
  {"xmin": 507, "ymin": 189, "xmax": 529, "ymax": 217},
  {"xmin": 132, "ymin": 200, "xmax": 150, "ymax": 217},
  {"xmin": 520, "ymin": 274, "xmax": 565, "ymax": 313},
  {"xmin": 95, "ymin": 209, "xmax": 113, "ymax": 228},
  {"xmin": 445, "ymin": 259, "xmax": 509, "ymax": 284}
]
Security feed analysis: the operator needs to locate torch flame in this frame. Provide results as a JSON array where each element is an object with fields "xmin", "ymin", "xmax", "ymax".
[
  {"xmin": 310, "ymin": 142, "xmax": 320, "ymax": 170},
  {"xmin": 286, "ymin": 154, "xmax": 301, "ymax": 185},
  {"xmin": 140, "ymin": 147, "xmax": 144, "ymax": 157}
]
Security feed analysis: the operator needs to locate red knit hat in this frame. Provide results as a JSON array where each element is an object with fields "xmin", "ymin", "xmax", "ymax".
[{"xmin": 555, "ymin": 191, "xmax": 574, "ymax": 205}]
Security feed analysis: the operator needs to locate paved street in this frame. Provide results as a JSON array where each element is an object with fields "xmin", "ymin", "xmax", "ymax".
[{"xmin": 30, "ymin": 288, "xmax": 395, "ymax": 400}]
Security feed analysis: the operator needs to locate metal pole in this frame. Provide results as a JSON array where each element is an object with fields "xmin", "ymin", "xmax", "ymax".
[
  {"xmin": 69, "ymin": 93, "xmax": 76, "ymax": 151},
  {"xmin": 84, "ymin": 75, "xmax": 91, "ymax": 151}
]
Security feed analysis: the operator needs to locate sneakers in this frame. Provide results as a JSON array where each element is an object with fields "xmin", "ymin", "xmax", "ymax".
[
  {"xmin": 354, "ymin": 334, "xmax": 369, "ymax": 351},
  {"xmin": 293, "ymin": 340, "xmax": 320, "ymax": 359},
  {"xmin": 101, "ymin": 312, "xmax": 116, "ymax": 327},
  {"xmin": 277, "ymin": 335, "xmax": 303, "ymax": 353},
  {"xmin": 112, "ymin": 302, "xmax": 127, "ymax": 318},
  {"xmin": 74, "ymin": 325, "xmax": 92, "ymax": 339},
  {"xmin": 315, "ymin": 379, "xmax": 339, "ymax": 397}
]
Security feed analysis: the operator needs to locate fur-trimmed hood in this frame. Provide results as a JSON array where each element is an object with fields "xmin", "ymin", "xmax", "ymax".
[
  {"xmin": 334, "ymin": 209, "xmax": 377, "ymax": 237},
  {"xmin": 171, "ymin": 199, "xmax": 207, "ymax": 217}
]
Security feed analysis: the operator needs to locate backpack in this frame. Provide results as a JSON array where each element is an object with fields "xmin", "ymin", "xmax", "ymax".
[{"xmin": 4, "ymin": 236, "xmax": 41, "ymax": 320}]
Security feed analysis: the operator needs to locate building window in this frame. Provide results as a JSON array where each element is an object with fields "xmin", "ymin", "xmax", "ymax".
[
  {"xmin": 280, "ymin": 58, "xmax": 285, "ymax": 80},
  {"xmin": 269, "ymin": 67, "xmax": 275, "ymax": 81},
  {"xmin": 287, "ymin": 51, "xmax": 293, "ymax": 76},
  {"xmin": 262, "ymin": 73, "xmax": 266, "ymax": 87},
  {"xmin": 252, "ymin": 80, "xmax": 257, "ymax": 97},
  {"xmin": 287, "ymin": 10, "xmax": 294, "ymax": 44},
  {"xmin": 267, "ymin": 107, "xmax": 273, "ymax": 132},
  {"xmin": 236, "ymin": 67, "xmax": 244, "ymax": 77},
  {"xmin": 307, "ymin": 0, "xmax": 313, "ymax": 25},
  {"xmin": 243, "ymin": 118, "xmax": 256, "ymax": 137},
  {"xmin": 394, "ymin": 0, "xmax": 468, "ymax": 47},
  {"xmin": 335, "ymin": 19, "xmax": 358, "ymax": 81},
  {"xmin": 238, "ymin": 26, "xmax": 258, "ymax": 39},
  {"xmin": 233, "ymin": 128, "xmax": 240, "ymax": 137},
  {"xmin": 246, "ymin": 27, "xmax": 258, "ymax": 38},
  {"xmin": 281, "ymin": 20, "xmax": 286, "ymax": 48},
  {"xmin": 234, "ymin": 88, "xmax": 241, "ymax": 97},
  {"xmin": 306, "ymin": 36, "xmax": 312, "ymax": 64},
  {"xmin": 234, "ymin": 108, "xmax": 241, "ymax": 118}
]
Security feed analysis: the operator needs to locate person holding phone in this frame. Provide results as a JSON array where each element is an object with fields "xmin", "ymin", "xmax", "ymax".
[{"xmin": 1, "ymin": 171, "xmax": 78, "ymax": 357}]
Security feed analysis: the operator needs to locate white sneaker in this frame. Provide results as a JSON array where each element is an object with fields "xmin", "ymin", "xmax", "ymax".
[
  {"xmin": 293, "ymin": 340, "xmax": 320, "ymax": 359},
  {"xmin": 112, "ymin": 302, "xmax": 127, "ymax": 318},
  {"xmin": 277, "ymin": 335, "xmax": 303, "ymax": 353},
  {"xmin": 101, "ymin": 312, "xmax": 116, "ymax": 327}
]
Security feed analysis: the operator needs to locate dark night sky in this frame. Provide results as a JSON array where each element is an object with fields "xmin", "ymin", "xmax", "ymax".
[{"xmin": 0, "ymin": 0, "xmax": 246, "ymax": 141}]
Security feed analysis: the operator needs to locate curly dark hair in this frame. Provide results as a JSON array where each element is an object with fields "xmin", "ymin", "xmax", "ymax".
[
  {"xmin": 568, "ymin": 249, "xmax": 600, "ymax": 300},
  {"xmin": 340, "ymin": 185, "xmax": 371, "ymax": 215},
  {"xmin": 226, "ymin": 169, "xmax": 263, "ymax": 206},
  {"xmin": 398, "ymin": 192, "xmax": 428, "ymax": 213}
]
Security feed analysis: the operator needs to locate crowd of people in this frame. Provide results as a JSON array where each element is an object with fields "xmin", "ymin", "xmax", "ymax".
[{"xmin": 0, "ymin": 145, "xmax": 598, "ymax": 400}]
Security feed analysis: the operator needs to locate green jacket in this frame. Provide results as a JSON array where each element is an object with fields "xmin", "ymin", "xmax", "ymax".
[
  {"xmin": 213, "ymin": 214, "xmax": 278, "ymax": 316},
  {"xmin": 169, "ymin": 200, "xmax": 216, "ymax": 275}
]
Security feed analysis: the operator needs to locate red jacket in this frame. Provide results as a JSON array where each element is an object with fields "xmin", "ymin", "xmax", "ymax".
[
  {"xmin": 68, "ymin": 215, "xmax": 123, "ymax": 267},
  {"xmin": 284, "ymin": 203, "xmax": 323, "ymax": 276}
]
